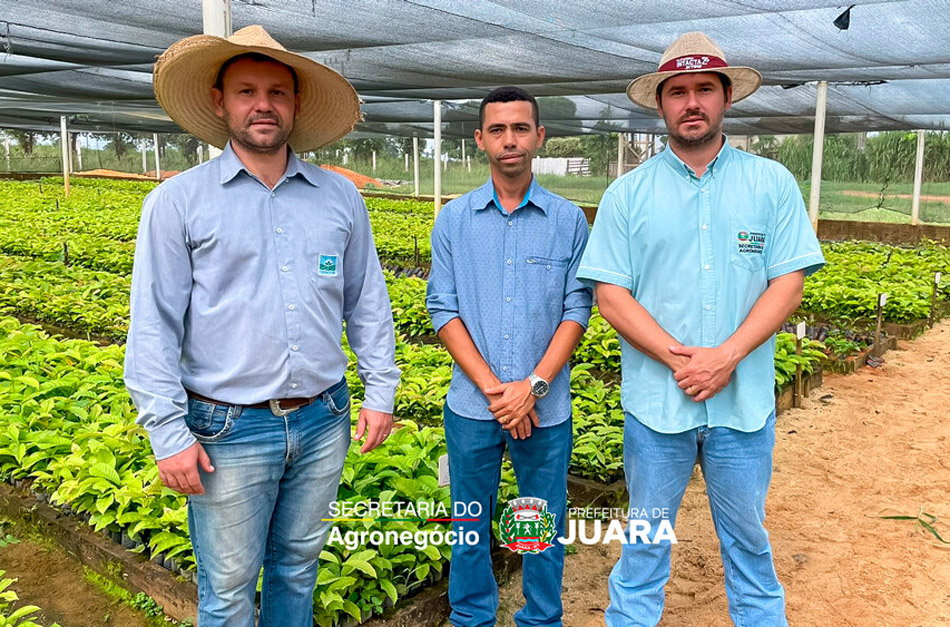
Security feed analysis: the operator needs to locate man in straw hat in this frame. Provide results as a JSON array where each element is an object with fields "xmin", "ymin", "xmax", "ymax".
[
  {"xmin": 577, "ymin": 32, "xmax": 824, "ymax": 625},
  {"xmin": 124, "ymin": 25, "xmax": 399, "ymax": 625}
]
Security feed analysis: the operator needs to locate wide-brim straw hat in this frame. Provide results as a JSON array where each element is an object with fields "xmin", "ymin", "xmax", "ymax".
[
  {"xmin": 627, "ymin": 32, "xmax": 762, "ymax": 109},
  {"xmin": 153, "ymin": 25, "xmax": 361, "ymax": 152}
]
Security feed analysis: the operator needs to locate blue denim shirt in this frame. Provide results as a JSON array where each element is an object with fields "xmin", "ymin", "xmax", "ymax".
[
  {"xmin": 577, "ymin": 141, "xmax": 824, "ymax": 434},
  {"xmin": 426, "ymin": 178, "xmax": 592, "ymax": 426},
  {"xmin": 125, "ymin": 143, "xmax": 400, "ymax": 460}
]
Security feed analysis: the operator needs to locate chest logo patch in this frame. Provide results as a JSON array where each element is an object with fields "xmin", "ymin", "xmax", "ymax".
[
  {"xmin": 318, "ymin": 254, "xmax": 339, "ymax": 276},
  {"xmin": 736, "ymin": 231, "xmax": 766, "ymax": 254}
]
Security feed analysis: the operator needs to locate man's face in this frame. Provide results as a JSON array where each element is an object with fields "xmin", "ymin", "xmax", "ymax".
[
  {"xmin": 474, "ymin": 101, "xmax": 545, "ymax": 180},
  {"xmin": 211, "ymin": 57, "xmax": 300, "ymax": 155},
  {"xmin": 656, "ymin": 72, "xmax": 732, "ymax": 148}
]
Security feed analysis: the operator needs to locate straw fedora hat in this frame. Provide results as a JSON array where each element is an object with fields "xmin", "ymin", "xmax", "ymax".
[
  {"xmin": 153, "ymin": 25, "xmax": 361, "ymax": 152},
  {"xmin": 626, "ymin": 32, "xmax": 762, "ymax": 109}
]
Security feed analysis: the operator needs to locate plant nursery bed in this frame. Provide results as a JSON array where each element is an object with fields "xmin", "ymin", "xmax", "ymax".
[
  {"xmin": 567, "ymin": 474, "xmax": 627, "ymax": 507},
  {"xmin": 825, "ymin": 337, "xmax": 899, "ymax": 374},
  {"xmin": 360, "ymin": 547, "xmax": 520, "ymax": 627},
  {"xmin": 0, "ymin": 481, "xmax": 197, "ymax": 623},
  {"xmin": 775, "ymin": 370, "xmax": 823, "ymax": 415}
]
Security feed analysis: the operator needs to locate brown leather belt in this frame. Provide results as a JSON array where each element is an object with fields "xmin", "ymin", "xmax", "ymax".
[{"xmin": 186, "ymin": 390, "xmax": 318, "ymax": 412}]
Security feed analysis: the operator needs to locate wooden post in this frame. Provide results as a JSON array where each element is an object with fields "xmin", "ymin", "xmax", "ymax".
[
  {"xmin": 873, "ymin": 293, "xmax": 888, "ymax": 357},
  {"xmin": 404, "ymin": 152, "xmax": 409, "ymax": 172},
  {"xmin": 75, "ymin": 134, "xmax": 83, "ymax": 171},
  {"xmin": 808, "ymin": 81, "xmax": 828, "ymax": 231},
  {"xmin": 412, "ymin": 137, "xmax": 420, "ymax": 197},
  {"xmin": 793, "ymin": 321, "xmax": 806, "ymax": 408},
  {"xmin": 372, "ymin": 150, "xmax": 377, "ymax": 174},
  {"xmin": 911, "ymin": 130, "xmax": 925, "ymax": 226},
  {"xmin": 434, "ymin": 100, "xmax": 442, "ymax": 217},
  {"xmin": 930, "ymin": 272, "xmax": 942, "ymax": 328},
  {"xmin": 203, "ymin": 0, "xmax": 231, "ymax": 160},
  {"xmin": 461, "ymin": 139, "xmax": 466, "ymax": 169},
  {"xmin": 142, "ymin": 139, "xmax": 148, "ymax": 174},
  {"xmin": 153, "ymin": 133, "xmax": 162, "ymax": 180},
  {"xmin": 59, "ymin": 116, "xmax": 70, "ymax": 197}
]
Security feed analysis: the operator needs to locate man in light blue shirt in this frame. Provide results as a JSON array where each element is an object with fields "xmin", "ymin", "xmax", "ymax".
[
  {"xmin": 577, "ymin": 33, "xmax": 823, "ymax": 626},
  {"xmin": 124, "ymin": 26, "xmax": 398, "ymax": 626},
  {"xmin": 426, "ymin": 87, "xmax": 591, "ymax": 626}
]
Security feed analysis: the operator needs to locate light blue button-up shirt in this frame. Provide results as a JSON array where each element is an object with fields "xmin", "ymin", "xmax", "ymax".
[
  {"xmin": 577, "ymin": 141, "xmax": 824, "ymax": 434},
  {"xmin": 125, "ymin": 143, "xmax": 400, "ymax": 460},
  {"xmin": 426, "ymin": 178, "xmax": 592, "ymax": 426}
]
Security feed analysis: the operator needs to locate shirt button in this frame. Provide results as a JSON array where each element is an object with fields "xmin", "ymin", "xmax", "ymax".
[
  {"xmin": 504, "ymin": 334, "xmax": 510, "ymax": 339},
  {"xmin": 276, "ymin": 227, "xmax": 283, "ymax": 234},
  {"xmin": 546, "ymin": 264, "xmax": 551, "ymax": 270},
  {"xmin": 270, "ymin": 191, "xmax": 276, "ymax": 197},
  {"xmin": 506, "ymin": 296, "xmax": 511, "ymax": 302},
  {"xmin": 508, "ymin": 221, "xmax": 514, "ymax": 226},
  {"xmin": 701, "ymin": 224, "xmax": 708, "ymax": 231},
  {"xmin": 704, "ymin": 264, "xmax": 710, "ymax": 270},
  {"xmin": 290, "ymin": 383, "xmax": 298, "ymax": 389},
  {"xmin": 705, "ymin": 304, "xmax": 712, "ymax": 311},
  {"xmin": 292, "ymin": 345, "xmax": 299, "ymax": 351},
  {"xmin": 281, "ymin": 265, "xmax": 289, "ymax": 272},
  {"xmin": 506, "ymin": 259, "xmax": 512, "ymax": 265},
  {"xmin": 502, "ymin": 366, "xmax": 508, "ymax": 372},
  {"xmin": 288, "ymin": 304, "xmax": 296, "ymax": 310}
]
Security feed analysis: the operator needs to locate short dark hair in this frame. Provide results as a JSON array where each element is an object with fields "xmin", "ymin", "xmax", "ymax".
[
  {"xmin": 214, "ymin": 52, "xmax": 299, "ymax": 94},
  {"xmin": 479, "ymin": 86, "xmax": 540, "ymax": 129},
  {"xmin": 655, "ymin": 73, "xmax": 731, "ymax": 104}
]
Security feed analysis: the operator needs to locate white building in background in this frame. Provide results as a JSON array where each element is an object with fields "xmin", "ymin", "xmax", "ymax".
[{"xmin": 532, "ymin": 157, "xmax": 590, "ymax": 176}]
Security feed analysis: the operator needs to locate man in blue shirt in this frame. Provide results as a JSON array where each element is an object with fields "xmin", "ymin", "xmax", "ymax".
[
  {"xmin": 124, "ymin": 26, "xmax": 399, "ymax": 626},
  {"xmin": 426, "ymin": 87, "xmax": 592, "ymax": 626},
  {"xmin": 577, "ymin": 33, "xmax": 824, "ymax": 626}
]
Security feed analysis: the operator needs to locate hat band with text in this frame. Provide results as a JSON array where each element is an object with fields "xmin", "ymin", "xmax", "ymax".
[{"xmin": 658, "ymin": 54, "xmax": 729, "ymax": 73}]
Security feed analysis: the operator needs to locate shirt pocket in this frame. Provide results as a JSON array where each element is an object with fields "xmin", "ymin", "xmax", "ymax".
[
  {"xmin": 524, "ymin": 255, "xmax": 570, "ymax": 318},
  {"xmin": 305, "ymin": 227, "xmax": 347, "ymax": 284},
  {"xmin": 729, "ymin": 214, "xmax": 767, "ymax": 274}
]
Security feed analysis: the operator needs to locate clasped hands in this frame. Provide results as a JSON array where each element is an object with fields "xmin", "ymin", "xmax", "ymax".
[
  {"xmin": 483, "ymin": 378, "xmax": 539, "ymax": 440},
  {"xmin": 669, "ymin": 344, "xmax": 741, "ymax": 402}
]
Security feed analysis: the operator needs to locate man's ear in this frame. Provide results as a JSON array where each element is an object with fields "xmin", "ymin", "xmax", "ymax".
[
  {"xmin": 474, "ymin": 128, "xmax": 485, "ymax": 151},
  {"xmin": 724, "ymin": 85, "xmax": 733, "ymax": 112},
  {"xmin": 211, "ymin": 87, "xmax": 225, "ymax": 119}
]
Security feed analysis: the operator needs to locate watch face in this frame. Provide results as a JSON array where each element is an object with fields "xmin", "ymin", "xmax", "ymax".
[{"xmin": 532, "ymin": 379, "xmax": 550, "ymax": 397}]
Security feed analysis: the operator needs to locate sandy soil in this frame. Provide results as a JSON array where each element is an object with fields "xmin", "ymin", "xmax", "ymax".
[
  {"xmin": 842, "ymin": 190, "xmax": 950, "ymax": 204},
  {"xmin": 496, "ymin": 321, "xmax": 950, "ymax": 626},
  {"xmin": 0, "ymin": 531, "xmax": 148, "ymax": 626}
]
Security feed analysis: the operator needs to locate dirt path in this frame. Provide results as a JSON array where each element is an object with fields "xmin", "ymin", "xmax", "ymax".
[
  {"xmin": 0, "ymin": 530, "xmax": 149, "ymax": 626},
  {"xmin": 842, "ymin": 189, "xmax": 950, "ymax": 204},
  {"xmin": 497, "ymin": 321, "xmax": 950, "ymax": 626}
]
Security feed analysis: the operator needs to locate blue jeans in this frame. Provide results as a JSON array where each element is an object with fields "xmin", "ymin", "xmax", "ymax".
[
  {"xmin": 606, "ymin": 412, "xmax": 786, "ymax": 627},
  {"xmin": 443, "ymin": 404, "xmax": 572, "ymax": 627},
  {"xmin": 185, "ymin": 379, "xmax": 351, "ymax": 627}
]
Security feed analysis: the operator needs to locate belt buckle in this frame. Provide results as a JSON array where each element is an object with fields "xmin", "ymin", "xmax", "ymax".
[{"xmin": 268, "ymin": 399, "xmax": 296, "ymax": 417}]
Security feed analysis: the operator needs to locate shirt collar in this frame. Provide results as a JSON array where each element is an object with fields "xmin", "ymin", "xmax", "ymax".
[
  {"xmin": 661, "ymin": 135, "xmax": 732, "ymax": 181},
  {"xmin": 218, "ymin": 142, "xmax": 320, "ymax": 187},
  {"xmin": 473, "ymin": 176, "xmax": 549, "ymax": 215}
]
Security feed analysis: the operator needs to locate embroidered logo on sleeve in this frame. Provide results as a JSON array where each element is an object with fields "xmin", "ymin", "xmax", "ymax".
[
  {"xmin": 736, "ymin": 231, "xmax": 766, "ymax": 254},
  {"xmin": 318, "ymin": 254, "xmax": 339, "ymax": 276}
]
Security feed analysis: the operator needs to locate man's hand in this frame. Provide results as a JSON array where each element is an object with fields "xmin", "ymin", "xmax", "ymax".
[
  {"xmin": 670, "ymin": 344, "xmax": 741, "ymax": 402},
  {"xmin": 157, "ymin": 442, "xmax": 214, "ymax": 495},
  {"xmin": 484, "ymin": 379, "xmax": 538, "ymax": 439},
  {"xmin": 355, "ymin": 407, "xmax": 394, "ymax": 453}
]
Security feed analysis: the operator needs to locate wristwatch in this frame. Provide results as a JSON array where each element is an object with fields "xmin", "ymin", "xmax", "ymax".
[{"xmin": 528, "ymin": 372, "xmax": 550, "ymax": 398}]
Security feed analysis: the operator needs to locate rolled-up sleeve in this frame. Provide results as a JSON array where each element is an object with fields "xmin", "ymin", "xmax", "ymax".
[
  {"xmin": 576, "ymin": 188, "xmax": 635, "ymax": 291},
  {"xmin": 425, "ymin": 207, "xmax": 459, "ymax": 333},
  {"xmin": 562, "ymin": 209, "xmax": 593, "ymax": 328},
  {"xmin": 342, "ymin": 190, "xmax": 400, "ymax": 414},
  {"xmin": 124, "ymin": 187, "xmax": 197, "ymax": 461},
  {"xmin": 766, "ymin": 168, "xmax": 825, "ymax": 280}
]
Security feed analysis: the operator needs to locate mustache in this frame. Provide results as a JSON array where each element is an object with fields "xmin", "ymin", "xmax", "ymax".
[
  {"xmin": 247, "ymin": 114, "xmax": 281, "ymax": 125},
  {"xmin": 679, "ymin": 110, "xmax": 708, "ymax": 123}
]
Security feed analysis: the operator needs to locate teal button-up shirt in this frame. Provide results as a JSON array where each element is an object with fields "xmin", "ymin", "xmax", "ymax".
[{"xmin": 577, "ymin": 141, "xmax": 824, "ymax": 434}]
